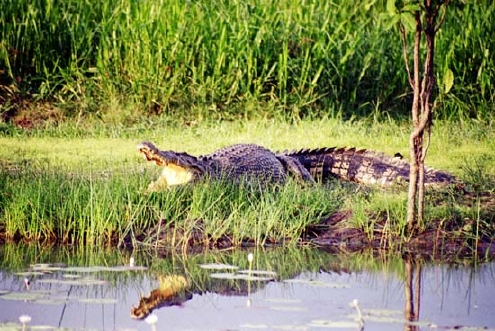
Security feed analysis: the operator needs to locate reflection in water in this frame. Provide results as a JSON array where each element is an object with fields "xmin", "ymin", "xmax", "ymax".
[
  {"xmin": 130, "ymin": 275, "xmax": 192, "ymax": 319},
  {"xmin": 0, "ymin": 244, "xmax": 493, "ymax": 330},
  {"xmin": 403, "ymin": 253, "xmax": 421, "ymax": 331}
]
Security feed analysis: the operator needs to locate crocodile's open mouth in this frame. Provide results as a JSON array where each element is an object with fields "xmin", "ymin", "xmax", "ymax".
[
  {"xmin": 137, "ymin": 142, "xmax": 165, "ymax": 166},
  {"xmin": 137, "ymin": 142, "xmax": 198, "ymax": 189}
]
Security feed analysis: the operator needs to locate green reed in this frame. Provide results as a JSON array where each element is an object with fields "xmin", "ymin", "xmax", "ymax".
[
  {"xmin": 0, "ymin": 163, "xmax": 343, "ymax": 248},
  {"xmin": 1, "ymin": 165, "xmax": 149, "ymax": 245},
  {"xmin": 1, "ymin": 0, "xmax": 493, "ymax": 121}
]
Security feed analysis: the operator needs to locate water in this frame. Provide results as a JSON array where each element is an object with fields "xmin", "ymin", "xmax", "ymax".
[{"xmin": 0, "ymin": 245, "xmax": 494, "ymax": 331}]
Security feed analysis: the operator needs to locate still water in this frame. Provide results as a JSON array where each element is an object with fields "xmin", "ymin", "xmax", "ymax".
[{"xmin": 0, "ymin": 244, "xmax": 494, "ymax": 331}]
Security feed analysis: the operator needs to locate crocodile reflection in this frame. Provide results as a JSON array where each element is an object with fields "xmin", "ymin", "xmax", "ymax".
[
  {"xmin": 130, "ymin": 269, "xmax": 276, "ymax": 319},
  {"xmin": 129, "ymin": 257, "xmax": 354, "ymax": 320},
  {"xmin": 131, "ymin": 275, "xmax": 192, "ymax": 319}
]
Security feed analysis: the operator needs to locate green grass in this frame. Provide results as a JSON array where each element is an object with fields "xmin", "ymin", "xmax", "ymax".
[
  {"xmin": 1, "ymin": 117, "xmax": 494, "ymax": 174},
  {"xmin": 0, "ymin": 163, "xmax": 342, "ymax": 247},
  {"xmin": 0, "ymin": 118, "xmax": 494, "ymax": 249},
  {"xmin": 1, "ymin": 0, "xmax": 493, "ymax": 121}
]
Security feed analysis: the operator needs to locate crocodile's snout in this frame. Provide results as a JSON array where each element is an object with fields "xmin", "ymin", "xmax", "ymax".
[
  {"xmin": 137, "ymin": 141, "xmax": 161, "ymax": 162},
  {"xmin": 137, "ymin": 141, "xmax": 158, "ymax": 153}
]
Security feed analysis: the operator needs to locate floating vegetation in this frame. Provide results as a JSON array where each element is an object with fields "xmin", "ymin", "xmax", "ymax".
[
  {"xmin": 203, "ymin": 253, "xmax": 277, "ymax": 281},
  {"xmin": 198, "ymin": 263, "xmax": 239, "ymax": 271},
  {"xmin": 0, "ymin": 245, "xmax": 494, "ymax": 330},
  {"xmin": 308, "ymin": 319, "xmax": 359, "ymax": 328},
  {"xmin": 0, "ymin": 291, "xmax": 46, "ymax": 301},
  {"xmin": 30, "ymin": 264, "xmax": 65, "ymax": 272},
  {"xmin": 30, "ymin": 264, "xmax": 147, "ymax": 274},
  {"xmin": 238, "ymin": 270, "xmax": 277, "ymax": 277},
  {"xmin": 210, "ymin": 272, "xmax": 274, "ymax": 282},
  {"xmin": 36, "ymin": 277, "xmax": 107, "ymax": 286}
]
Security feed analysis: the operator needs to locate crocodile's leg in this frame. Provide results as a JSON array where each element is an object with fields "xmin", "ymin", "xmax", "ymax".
[{"xmin": 276, "ymin": 155, "xmax": 315, "ymax": 183}]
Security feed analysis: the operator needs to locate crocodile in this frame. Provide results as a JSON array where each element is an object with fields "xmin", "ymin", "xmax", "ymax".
[
  {"xmin": 137, "ymin": 142, "xmax": 314, "ymax": 191},
  {"xmin": 137, "ymin": 141, "xmax": 456, "ymax": 191}
]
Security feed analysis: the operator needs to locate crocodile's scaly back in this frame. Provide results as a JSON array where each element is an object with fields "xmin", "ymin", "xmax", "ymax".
[
  {"xmin": 137, "ymin": 142, "xmax": 313, "ymax": 190},
  {"xmin": 283, "ymin": 147, "xmax": 457, "ymax": 186},
  {"xmin": 199, "ymin": 143, "xmax": 290, "ymax": 184}
]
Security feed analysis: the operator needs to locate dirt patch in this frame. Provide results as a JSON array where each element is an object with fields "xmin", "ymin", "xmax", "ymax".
[
  {"xmin": 0, "ymin": 88, "xmax": 64, "ymax": 129},
  {"xmin": 309, "ymin": 215, "xmax": 495, "ymax": 258},
  {"xmin": 307, "ymin": 193, "xmax": 495, "ymax": 258}
]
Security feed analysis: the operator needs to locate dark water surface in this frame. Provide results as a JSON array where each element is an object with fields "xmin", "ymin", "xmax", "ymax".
[{"xmin": 0, "ymin": 244, "xmax": 494, "ymax": 331}]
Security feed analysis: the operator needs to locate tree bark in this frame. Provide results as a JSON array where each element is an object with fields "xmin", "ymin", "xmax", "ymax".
[
  {"xmin": 406, "ymin": 0, "xmax": 448, "ymax": 231},
  {"xmin": 406, "ymin": 10, "xmax": 423, "ymax": 228}
]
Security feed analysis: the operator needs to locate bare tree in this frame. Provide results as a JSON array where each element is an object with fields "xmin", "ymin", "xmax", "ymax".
[{"xmin": 386, "ymin": 0, "xmax": 451, "ymax": 230}]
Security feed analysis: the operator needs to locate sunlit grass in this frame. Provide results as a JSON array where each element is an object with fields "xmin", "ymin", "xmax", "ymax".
[
  {"xmin": 0, "ymin": 160, "xmax": 343, "ymax": 247},
  {"xmin": 1, "ymin": 117, "xmax": 494, "ymax": 175},
  {"xmin": 1, "ymin": 118, "xmax": 494, "ymax": 248}
]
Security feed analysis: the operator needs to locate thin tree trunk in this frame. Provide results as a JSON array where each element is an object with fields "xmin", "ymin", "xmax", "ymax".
[
  {"xmin": 406, "ymin": 11, "xmax": 423, "ymax": 228},
  {"xmin": 417, "ymin": 0, "xmax": 438, "ymax": 225},
  {"xmin": 406, "ymin": 0, "xmax": 447, "ymax": 230}
]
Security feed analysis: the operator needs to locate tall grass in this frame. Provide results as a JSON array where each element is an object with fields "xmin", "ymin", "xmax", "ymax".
[
  {"xmin": 0, "ymin": 164, "xmax": 342, "ymax": 248},
  {"xmin": 1, "ymin": 0, "xmax": 493, "ymax": 121}
]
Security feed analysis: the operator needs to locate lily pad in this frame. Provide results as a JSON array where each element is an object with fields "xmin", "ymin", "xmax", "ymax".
[
  {"xmin": 238, "ymin": 323, "xmax": 269, "ymax": 329},
  {"xmin": 36, "ymin": 277, "xmax": 107, "ymax": 286},
  {"xmin": 62, "ymin": 266, "xmax": 107, "ymax": 273},
  {"xmin": 271, "ymin": 325, "xmax": 307, "ymax": 330},
  {"xmin": 30, "ymin": 326, "xmax": 60, "ymax": 330},
  {"xmin": 62, "ymin": 265, "xmax": 148, "ymax": 273},
  {"xmin": 0, "ymin": 322, "xmax": 21, "ymax": 331},
  {"xmin": 15, "ymin": 271, "xmax": 45, "ymax": 277},
  {"xmin": 238, "ymin": 270, "xmax": 277, "ymax": 277},
  {"xmin": 199, "ymin": 263, "xmax": 239, "ymax": 270},
  {"xmin": 210, "ymin": 273, "xmax": 274, "ymax": 281},
  {"xmin": 30, "ymin": 263, "xmax": 65, "ymax": 272},
  {"xmin": 0, "ymin": 291, "xmax": 46, "ymax": 301},
  {"xmin": 308, "ymin": 319, "xmax": 358, "ymax": 328}
]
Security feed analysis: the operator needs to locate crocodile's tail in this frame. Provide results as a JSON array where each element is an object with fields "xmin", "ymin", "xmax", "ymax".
[{"xmin": 282, "ymin": 147, "xmax": 457, "ymax": 186}]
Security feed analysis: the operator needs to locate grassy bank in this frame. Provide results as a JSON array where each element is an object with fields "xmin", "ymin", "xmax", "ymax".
[
  {"xmin": 0, "ymin": 163, "xmax": 342, "ymax": 247},
  {"xmin": 0, "ymin": 118, "xmax": 494, "ymax": 251},
  {"xmin": 1, "ymin": 0, "xmax": 493, "ymax": 121}
]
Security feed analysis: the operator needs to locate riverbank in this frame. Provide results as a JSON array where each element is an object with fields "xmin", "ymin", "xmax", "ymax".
[{"xmin": 1, "ymin": 117, "xmax": 494, "ymax": 256}]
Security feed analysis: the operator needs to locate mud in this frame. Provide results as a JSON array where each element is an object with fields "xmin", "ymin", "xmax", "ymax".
[{"xmin": 138, "ymin": 191, "xmax": 495, "ymax": 259}]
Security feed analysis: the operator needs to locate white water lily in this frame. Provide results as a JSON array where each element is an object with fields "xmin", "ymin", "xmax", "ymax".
[
  {"xmin": 145, "ymin": 314, "xmax": 158, "ymax": 325},
  {"xmin": 19, "ymin": 315, "xmax": 31, "ymax": 324}
]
